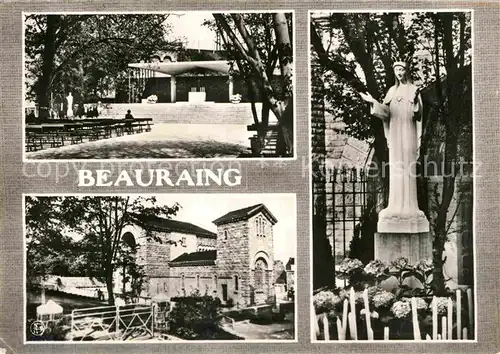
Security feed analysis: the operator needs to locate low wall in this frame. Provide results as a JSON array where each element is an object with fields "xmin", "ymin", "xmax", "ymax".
[{"xmin": 100, "ymin": 103, "xmax": 277, "ymax": 125}]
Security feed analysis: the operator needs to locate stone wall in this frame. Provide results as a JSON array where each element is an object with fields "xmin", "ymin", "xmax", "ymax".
[
  {"xmin": 216, "ymin": 219, "xmax": 252, "ymax": 306},
  {"xmin": 197, "ymin": 236, "xmax": 216, "ymax": 251},
  {"xmin": 164, "ymin": 264, "xmax": 217, "ymax": 298},
  {"xmin": 248, "ymin": 212, "xmax": 275, "ymax": 304}
]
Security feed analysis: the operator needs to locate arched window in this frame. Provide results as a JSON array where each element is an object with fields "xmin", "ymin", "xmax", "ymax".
[
  {"xmin": 254, "ymin": 258, "xmax": 268, "ymax": 289},
  {"xmin": 196, "ymin": 274, "xmax": 200, "ymax": 289},
  {"xmin": 181, "ymin": 274, "xmax": 185, "ymax": 289},
  {"xmin": 213, "ymin": 274, "xmax": 218, "ymax": 292},
  {"xmin": 234, "ymin": 275, "xmax": 239, "ymax": 291},
  {"xmin": 224, "ymin": 230, "xmax": 228, "ymax": 240}
]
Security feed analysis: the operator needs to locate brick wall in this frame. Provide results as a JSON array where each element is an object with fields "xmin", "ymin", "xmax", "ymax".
[{"xmin": 311, "ymin": 61, "xmax": 326, "ymax": 218}]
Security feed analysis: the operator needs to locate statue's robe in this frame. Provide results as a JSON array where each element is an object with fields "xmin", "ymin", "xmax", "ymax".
[{"xmin": 371, "ymin": 83, "xmax": 428, "ymax": 232}]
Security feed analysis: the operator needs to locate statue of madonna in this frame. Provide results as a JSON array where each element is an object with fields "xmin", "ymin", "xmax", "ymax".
[{"xmin": 360, "ymin": 61, "xmax": 429, "ymax": 233}]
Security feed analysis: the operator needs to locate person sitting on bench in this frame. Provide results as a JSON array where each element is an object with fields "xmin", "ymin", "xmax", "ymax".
[{"xmin": 125, "ymin": 110, "xmax": 134, "ymax": 134}]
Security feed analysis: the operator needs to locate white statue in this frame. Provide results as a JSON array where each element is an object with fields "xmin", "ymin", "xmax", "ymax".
[
  {"xmin": 66, "ymin": 92, "xmax": 74, "ymax": 118},
  {"xmin": 360, "ymin": 61, "xmax": 429, "ymax": 234}
]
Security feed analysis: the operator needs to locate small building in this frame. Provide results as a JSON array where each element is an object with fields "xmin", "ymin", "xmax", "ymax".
[
  {"xmin": 117, "ymin": 203, "xmax": 278, "ymax": 307},
  {"xmin": 127, "ymin": 49, "xmax": 283, "ymax": 104}
]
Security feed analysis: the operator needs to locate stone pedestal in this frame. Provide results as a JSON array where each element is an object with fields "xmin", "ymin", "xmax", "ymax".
[
  {"xmin": 375, "ymin": 232, "xmax": 432, "ymax": 290},
  {"xmin": 375, "ymin": 232, "xmax": 432, "ymax": 264}
]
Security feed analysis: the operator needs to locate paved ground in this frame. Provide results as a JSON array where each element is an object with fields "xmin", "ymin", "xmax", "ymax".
[
  {"xmin": 226, "ymin": 319, "xmax": 295, "ymax": 340},
  {"xmin": 26, "ymin": 123, "xmax": 252, "ymax": 159}
]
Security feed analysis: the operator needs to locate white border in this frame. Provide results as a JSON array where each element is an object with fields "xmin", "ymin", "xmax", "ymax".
[
  {"xmin": 308, "ymin": 8, "xmax": 478, "ymax": 343},
  {"xmin": 21, "ymin": 10, "xmax": 297, "ymax": 162},
  {"xmin": 23, "ymin": 192, "xmax": 298, "ymax": 344}
]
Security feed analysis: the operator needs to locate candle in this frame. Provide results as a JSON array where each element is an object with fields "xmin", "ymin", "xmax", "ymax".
[
  {"xmin": 349, "ymin": 288, "xmax": 356, "ymax": 314},
  {"xmin": 313, "ymin": 315, "xmax": 320, "ymax": 337},
  {"xmin": 463, "ymin": 327, "xmax": 468, "ymax": 340},
  {"xmin": 457, "ymin": 290, "xmax": 461, "ymax": 340},
  {"xmin": 323, "ymin": 314, "xmax": 330, "ymax": 341},
  {"xmin": 349, "ymin": 288, "xmax": 358, "ymax": 339},
  {"xmin": 337, "ymin": 317, "xmax": 345, "ymax": 340},
  {"xmin": 437, "ymin": 334, "xmax": 442, "ymax": 340},
  {"xmin": 363, "ymin": 289, "xmax": 373, "ymax": 339},
  {"xmin": 432, "ymin": 296, "xmax": 438, "ymax": 340},
  {"xmin": 442, "ymin": 316, "xmax": 447, "ymax": 340},
  {"xmin": 426, "ymin": 333, "xmax": 432, "ymax": 340},
  {"xmin": 447, "ymin": 298, "xmax": 453, "ymax": 339},
  {"xmin": 384, "ymin": 326, "xmax": 389, "ymax": 340},
  {"xmin": 368, "ymin": 328, "xmax": 374, "ymax": 341},
  {"xmin": 41, "ymin": 287, "xmax": 46, "ymax": 305},
  {"xmin": 467, "ymin": 288, "xmax": 473, "ymax": 337},
  {"xmin": 348, "ymin": 312, "xmax": 358, "ymax": 340},
  {"xmin": 411, "ymin": 297, "xmax": 421, "ymax": 340},
  {"xmin": 342, "ymin": 299, "xmax": 349, "ymax": 334}
]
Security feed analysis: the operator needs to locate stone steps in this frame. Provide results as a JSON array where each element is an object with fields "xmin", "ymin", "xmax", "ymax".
[{"xmin": 100, "ymin": 103, "xmax": 278, "ymax": 125}]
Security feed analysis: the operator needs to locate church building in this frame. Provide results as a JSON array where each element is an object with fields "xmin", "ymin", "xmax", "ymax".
[{"xmin": 117, "ymin": 203, "xmax": 278, "ymax": 307}]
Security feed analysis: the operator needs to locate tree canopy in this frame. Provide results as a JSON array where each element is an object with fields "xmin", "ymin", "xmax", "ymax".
[
  {"xmin": 25, "ymin": 196, "xmax": 180, "ymax": 304},
  {"xmin": 24, "ymin": 14, "xmax": 182, "ymax": 117},
  {"xmin": 211, "ymin": 12, "xmax": 294, "ymax": 156}
]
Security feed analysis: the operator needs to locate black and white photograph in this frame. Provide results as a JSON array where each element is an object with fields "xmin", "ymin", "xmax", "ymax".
[
  {"xmin": 24, "ymin": 194, "xmax": 296, "ymax": 342},
  {"xmin": 310, "ymin": 10, "xmax": 474, "ymax": 341},
  {"xmin": 23, "ymin": 11, "xmax": 294, "ymax": 160}
]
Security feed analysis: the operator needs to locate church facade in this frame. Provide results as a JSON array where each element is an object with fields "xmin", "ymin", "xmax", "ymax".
[{"xmin": 117, "ymin": 204, "xmax": 277, "ymax": 307}]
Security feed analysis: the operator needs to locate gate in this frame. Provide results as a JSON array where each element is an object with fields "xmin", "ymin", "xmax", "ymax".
[
  {"xmin": 324, "ymin": 167, "xmax": 381, "ymax": 271},
  {"xmin": 71, "ymin": 304, "xmax": 154, "ymax": 341}
]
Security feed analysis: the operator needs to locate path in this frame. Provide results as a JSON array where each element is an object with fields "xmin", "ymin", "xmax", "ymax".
[{"xmin": 26, "ymin": 123, "xmax": 252, "ymax": 159}]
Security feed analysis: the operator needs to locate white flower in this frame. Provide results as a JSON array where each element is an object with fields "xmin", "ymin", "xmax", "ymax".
[
  {"xmin": 373, "ymin": 291, "xmax": 395, "ymax": 308},
  {"xmin": 391, "ymin": 301, "xmax": 411, "ymax": 318}
]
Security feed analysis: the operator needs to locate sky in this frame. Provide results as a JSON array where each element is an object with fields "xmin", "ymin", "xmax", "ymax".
[
  {"xmin": 153, "ymin": 193, "xmax": 297, "ymax": 263},
  {"xmin": 167, "ymin": 12, "xmax": 217, "ymax": 50}
]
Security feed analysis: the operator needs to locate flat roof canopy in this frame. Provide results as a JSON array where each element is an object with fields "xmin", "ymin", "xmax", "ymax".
[{"xmin": 128, "ymin": 60, "xmax": 231, "ymax": 76}]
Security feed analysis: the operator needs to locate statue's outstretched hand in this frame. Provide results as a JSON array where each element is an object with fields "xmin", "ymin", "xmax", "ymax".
[{"xmin": 359, "ymin": 92, "xmax": 374, "ymax": 104}]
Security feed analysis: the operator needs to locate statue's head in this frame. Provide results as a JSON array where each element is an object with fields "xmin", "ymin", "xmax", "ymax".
[{"xmin": 392, "ymin": 61, "xmax": 410, "ymax": 84}]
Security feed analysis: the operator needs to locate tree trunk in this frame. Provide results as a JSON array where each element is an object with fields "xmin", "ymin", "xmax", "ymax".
[
  {"xmin": 106, "ymin": 266, "xmax": 115, "ymax": 305},
  {"xmin": 36, "ymin": 15, "xmax": 60, "ymax": 119},
  {"xmin": 276, "ymin": 97, "xmax": 293, "ymax": 156}
]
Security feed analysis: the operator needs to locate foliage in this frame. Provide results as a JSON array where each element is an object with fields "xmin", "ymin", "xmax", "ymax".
[
  {"xmin": 211, "ymin": 12, "xmax": 294, "ymax": 156},
  {"xmin": 348, "ymin": 201, "xmax": 377, "ymax": 264},
  {"xmin": 24, "ymin": 14, "xmax": 182, "ymax": 116},
  {"xmin": 25, "ymin": 196, "xmax": 78, "ymax": 282},
  {"xmin": 314, "ymin": 256, "xmax": 472, "ymax": 340},
  {"xmin": 168, "ymin": 293, "xmax": 222, "ymax": 340},
  {"xmin": 25, "ymin": 196, "xmax": 180, "ymax": 305}
]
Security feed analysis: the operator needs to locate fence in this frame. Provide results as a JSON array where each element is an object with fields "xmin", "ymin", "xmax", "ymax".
[
  {"xmin": 314, "ymin": 287, "xmax": 474, "ymax": 341},
  {"xmin": 70, "ymin": 304, "xmax": 154, "ymax": 341},
  {"xmin": 324, "ymin": 167, "xmax": 381, "ymax": 274},
  {"xmin": 319, "ymin": 166, "xmax": 474, "ymax": 286}
]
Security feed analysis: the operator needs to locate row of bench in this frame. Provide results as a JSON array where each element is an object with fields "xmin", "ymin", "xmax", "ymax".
[{"xmin": 25, "ymin": 118, "xmax": 153, "ymax": 152}]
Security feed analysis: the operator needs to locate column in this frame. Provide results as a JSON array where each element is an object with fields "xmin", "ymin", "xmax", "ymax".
[
  {"xmin": 170, "ymin": 76, "xmax": 176, "ymax": 103},
  {"xmin": 228, "ymin": 75, "xmax": 234, "ymax": 101}
]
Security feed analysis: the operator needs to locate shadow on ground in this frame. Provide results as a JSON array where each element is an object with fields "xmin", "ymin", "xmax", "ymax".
[{"xmin": 27, "ymin": 139, "xmax": 248, "ymax": 159}]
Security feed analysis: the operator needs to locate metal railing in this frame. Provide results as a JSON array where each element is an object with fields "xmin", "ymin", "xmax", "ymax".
[{"xmin": 70, "ymin": 303, "xmax": 154, "ymax": 341}]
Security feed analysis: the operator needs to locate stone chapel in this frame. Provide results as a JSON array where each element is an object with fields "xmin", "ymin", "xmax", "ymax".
[{"xmin": 116, "ymin": 203, "xmax": 278, "ymax": 307}]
